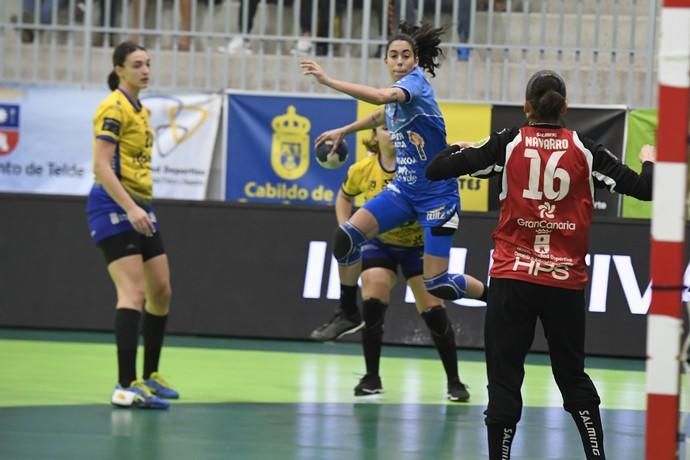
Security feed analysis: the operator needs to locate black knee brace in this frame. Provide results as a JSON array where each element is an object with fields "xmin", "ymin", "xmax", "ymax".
[{"xmin": 332, "ymin": 222, "xmax": 366, "ymax": 264}]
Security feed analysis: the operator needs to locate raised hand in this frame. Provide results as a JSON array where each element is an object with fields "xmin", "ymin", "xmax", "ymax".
[{"xmin": 300, "ymin": 59, "xmax": 330, "ymax": 85}]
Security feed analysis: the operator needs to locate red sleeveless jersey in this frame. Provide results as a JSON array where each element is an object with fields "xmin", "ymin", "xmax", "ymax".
[
  {"xmin": 426, "ymin": 123, "xmax": 653, "ymax": 291},
  {"xmin": 490, "ymin": 126, "xmax": 594, "ymax": 289}
]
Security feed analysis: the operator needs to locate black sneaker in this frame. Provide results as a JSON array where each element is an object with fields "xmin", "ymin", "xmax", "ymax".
[
  {"xmin": 354, "ymin": 374, "xmax": 383, "ymax": 396},
  {"xmin": 447, "ymin": 381, "xmax": 470, "ymax": 402},
  {"xmin": 309, "ymin": 310, "xmax": 364, "ymax": 342}
]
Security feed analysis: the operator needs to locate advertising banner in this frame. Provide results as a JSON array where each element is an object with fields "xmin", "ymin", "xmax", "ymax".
[
  {"xmin": 489, "ymin": 105, "xmax": 628, "ymax": 216},
  {"xmin": 2, "ymin": 195, "xmax": 672, "ymax": 358},
  {"xmin": 143, "ymin": 93, "xmax": 222, "ymax": 200},
  {"xmin": 0, "ymin": 87, "xmax": 219, "ymax": 200},
  {"xmin": 622, "ymin": 109, "xmax": 656, "ymax": 218},
  {"xmin": 0, "ymin": 86, "xmax": 102, "ymax": 195},
  {"xmin": 225, "ymin": 93, "xmax": 357, "ymax": 206}
]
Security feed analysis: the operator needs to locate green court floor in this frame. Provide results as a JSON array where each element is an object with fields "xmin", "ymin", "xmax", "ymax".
[{"xmin": 0, "ymin": 330, "xmax": 648, "ymax": 459}]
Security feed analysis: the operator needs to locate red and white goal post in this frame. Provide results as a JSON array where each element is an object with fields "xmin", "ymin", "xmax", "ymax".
[{"xmin": 645, "ymin": 1, "xmax": 690, "ymax": 459}]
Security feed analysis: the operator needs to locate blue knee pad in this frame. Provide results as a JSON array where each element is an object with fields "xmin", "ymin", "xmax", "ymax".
[
  {"xmin": 424, "ymin": 271, "xmax": 468, "ymax": 300},
  {"xmin": 333, "ymin": 221, "xmax": 367, "ymax": 265}
]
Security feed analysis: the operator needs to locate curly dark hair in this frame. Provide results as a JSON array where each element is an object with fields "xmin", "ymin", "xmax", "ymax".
[{"xmin": 385, "ymin": 22, "xmax": 445, "ymax": 78}]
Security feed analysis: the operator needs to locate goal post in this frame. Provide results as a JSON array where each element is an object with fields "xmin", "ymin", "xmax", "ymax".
[{"xmin": 646, "ymin": 1, "xmax": 690, "ymax": 459}]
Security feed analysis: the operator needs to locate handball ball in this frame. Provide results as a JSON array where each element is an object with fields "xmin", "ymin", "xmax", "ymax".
[{"xmin": 315, "ymin": 139, "xmax": 349, "ymax": 169}]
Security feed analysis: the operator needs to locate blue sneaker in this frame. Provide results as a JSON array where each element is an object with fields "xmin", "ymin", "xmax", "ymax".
[
  {"xmin": 111, "ymin": 380, "xmax": 170, "ymax": 409},
  {"xmin": 144, "ymin": 372, "xmax": 180, "ymax": 399}
]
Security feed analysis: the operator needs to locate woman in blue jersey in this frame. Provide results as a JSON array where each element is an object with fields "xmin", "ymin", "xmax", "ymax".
[
  {"xmin": 87, "ymin": 42, "xmax": 178, "ymax": 410},
  {"xmin": 300, "ymin": 22, "xmax": 486, "ymax": 327},
  {"xmin": 314, "ymin": 127, "xmax": 474, "ymax": 401}
]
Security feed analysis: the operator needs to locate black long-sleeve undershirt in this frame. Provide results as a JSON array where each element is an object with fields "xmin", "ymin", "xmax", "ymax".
[{"xmin": 425, "ymin": 127, "xmax": 654, "ymax": 201}]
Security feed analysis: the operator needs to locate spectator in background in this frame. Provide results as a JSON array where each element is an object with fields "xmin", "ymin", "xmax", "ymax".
[
  {"xmin": 371, "ymin": 0, "xmax": 415, "ymax": 58},
  {"xmin": 16, "ymin": 0, "xmax": 68, "ymax": 42},
  {"xmin": 370, "ymin": 1, "xmax": 470, "ymax": 60},
  {"xmin": 456, "ymin": 0, "xmax": 471, "ymax": 60},
  {"xmin": 478, "ymin": 0, "xmax": 507, "ymax": 11},
  {"xmin": 21, "ymin": 0, "xmax": 68, "ymax": 25},
  {"xmin": 291, "ymin": 0, "xmax": 343, "ymax": 56},
  {"xmin": 91, "ymin": 0, "xmax": 121, "ymax": 47},
  {"xmin": 130, "ymin": 0, "xmax": 192, "ymax": 50},
  {"xmin": 217, "ymin": 0, "xmax": 336, "ymax": 57},
  {"xmin": 217, "ymin": 0, "xmax": 259, "ymax": 55}
]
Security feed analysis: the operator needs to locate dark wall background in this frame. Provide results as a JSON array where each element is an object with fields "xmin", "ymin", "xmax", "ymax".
[{"xmin": 0, "ymin": 194, "xmax": 661, "ymax": 357}]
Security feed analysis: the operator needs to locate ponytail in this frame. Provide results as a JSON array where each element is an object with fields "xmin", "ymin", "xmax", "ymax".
[{"xmin": 107, "ymin": 71, "xmax": 119, "ymax": 91}]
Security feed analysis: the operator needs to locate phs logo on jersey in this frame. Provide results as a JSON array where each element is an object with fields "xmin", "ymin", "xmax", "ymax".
[
  {"xmin": 0, "ymin": 104, "xmax": 20, "ymax": 156},
  {"xmin": 270, "ymin": 105, "xmax": 311, "ymax": 180}
]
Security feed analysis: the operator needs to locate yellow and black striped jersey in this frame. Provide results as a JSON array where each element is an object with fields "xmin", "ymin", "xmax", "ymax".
[
  {"xmin": 93, "ymin": 89, "xmax": 154, "ymax": 203},
  {"xmin": 342, "ymin": 154, "xmax": 423, "ymax": 247}
]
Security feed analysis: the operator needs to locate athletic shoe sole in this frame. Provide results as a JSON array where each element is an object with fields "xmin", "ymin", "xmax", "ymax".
[
  {"xmin": 354, "ymin": 388, "xmax": 383, "ymax": 396},
  {"xmin": 334, "ymin": 321, "xmax": 365, "ymax": 340},
  {"xmin": 447, "ymin": 392, "xmax": 470, "ymax": 403}
]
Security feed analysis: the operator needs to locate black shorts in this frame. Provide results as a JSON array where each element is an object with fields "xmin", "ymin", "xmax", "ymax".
[
  {"xmin": 97, "ymin": 230, "xmax": 166, "ymax": 265},
  {"xmin": 361, "ymin": 238, "xmax": 423, "ymax": 279}
]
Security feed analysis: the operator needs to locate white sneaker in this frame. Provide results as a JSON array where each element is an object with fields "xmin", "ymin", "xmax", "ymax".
[
  {"xmin": 290, "ymin": 37, "xmax": 312, "ymax": 56},
  {"xmin": 111, "ymin": 381, "xmax": 170, "ymax": 409},
  {"xmin": 217, "ymin": 36, "xmax": 252, "ymax": 55}
]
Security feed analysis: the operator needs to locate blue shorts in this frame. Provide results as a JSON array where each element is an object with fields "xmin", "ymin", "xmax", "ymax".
[
  {"xmin": 86, "ymin": 185, "xmax": 159, "ymax": 243},
  {"xmin": 362, "ymin": 185, "xmax": 460, "ymax": 258},
  {"xmin": 361, "ymin": 238, "xmax": 423, "ymax": 279}
]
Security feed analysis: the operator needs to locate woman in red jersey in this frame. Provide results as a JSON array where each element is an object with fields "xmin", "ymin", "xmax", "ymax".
[{"xmin": 426, "ymin": 70, "xmax": 655, "ymax": 460}]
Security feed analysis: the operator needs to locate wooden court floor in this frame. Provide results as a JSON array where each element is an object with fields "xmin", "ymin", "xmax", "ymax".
[{"xmin": 0, "ymin": 329, "xmax": 649, "ymax": 459}]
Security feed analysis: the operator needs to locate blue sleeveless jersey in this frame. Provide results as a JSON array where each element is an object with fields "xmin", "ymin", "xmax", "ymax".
[{"xmin": 386, "ymin": 67, "xmax": 457, "ymax": 199}]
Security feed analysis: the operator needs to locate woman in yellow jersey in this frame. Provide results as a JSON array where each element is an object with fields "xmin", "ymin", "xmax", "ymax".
[
  {"xmin": 312, "ymin": 127, "xmax": 487, "ymax": 401},
  {"xmin": 86, "ymin": 42, "xmax": 177, "ymax": 410}
]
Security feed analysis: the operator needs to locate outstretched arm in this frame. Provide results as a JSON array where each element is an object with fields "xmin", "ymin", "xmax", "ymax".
[
  {"xmin": 315, "ymin": 109, "xmax": 386, "ymax": 148},
  {"xmin": 300, "ymin": 60, "xmax": 406, "ymax": 105},
  {"xmin": 592, "ymin": 143, "xmax": 655, "ymax": 200},
  {"xmin": 426, "ymin": 130, "xmax": 513, "ymax": 180}
]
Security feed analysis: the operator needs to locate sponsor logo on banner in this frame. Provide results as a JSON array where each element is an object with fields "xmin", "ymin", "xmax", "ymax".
[
  {"xmin": 0, "ymin": 87, "xmax": 94, "ymax": 195},
  {"xmin": 144, "ymin": 94, "xmax": 222, "ymax": 200},
  {"xmin": 302, "ymin": 242, "xmax": 487, "ymax": 308},
  {"xmin": 0, "ymin": 104, "xmax": 20, "ymax": 156},
  {"xmin": 226, "ymin": 93, "xmax": 357, "ymax": 206},
  {"xmin": 0, "ymin": 88, "xmax": 220, "ymax": 199},
  {"xmin": 270, "ymin": 105, "xmax": 311, "ymax": 180},
  {"xmin": 301, "ymin": 240, "xmax": 690, "ymax": 314}
]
